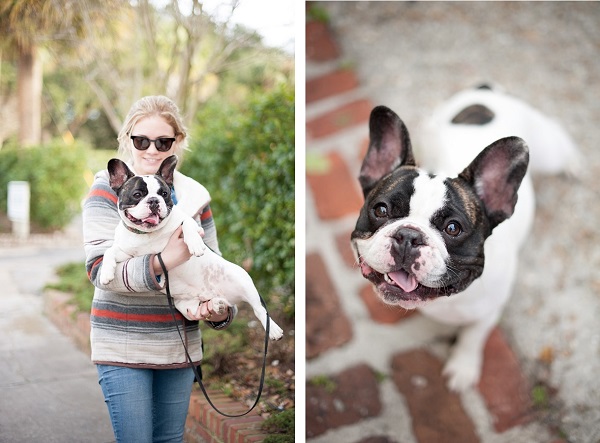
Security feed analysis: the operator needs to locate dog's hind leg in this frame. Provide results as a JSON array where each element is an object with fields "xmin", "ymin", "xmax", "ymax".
[
  {"xmin": 230, "ymin": 268, "xmax": 284, "ymax": 341},
  {"xmin": 252, "ymin": 301, "xmax": 284, "ymax": 341}
]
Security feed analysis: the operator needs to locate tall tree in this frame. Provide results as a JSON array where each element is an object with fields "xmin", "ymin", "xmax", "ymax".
[
  {"xmin": 0, "ymin": 0, "xmax": 121, "ymax": 146},
  {"xmin": 79, "ymin": 0, "xmax": 267, "ymax": 131}
]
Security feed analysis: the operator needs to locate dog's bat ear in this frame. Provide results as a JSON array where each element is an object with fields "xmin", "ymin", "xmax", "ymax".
[
  {"xmin": 359, "ymin": 106, "xmax": 415, "ymax": 198},
  {"xmin": 107, "ymin": 158, "xmax": 135, "ymax": 193},
  {"xmin": 459, "ymin": 136, "xmax": 529, "ymax": 230},
  {"xmin": 157, "ymin": 155, "xmax": 178, "ymax": 187}
]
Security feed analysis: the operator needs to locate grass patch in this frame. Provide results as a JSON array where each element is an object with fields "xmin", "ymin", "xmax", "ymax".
[
  {"xmin": 261, "ymin": 408, "xmax": 294, "ymax": 442},
  {"xmin": 308, "ymin": 375, "xmax": 337, "ymax": 394},
  {"xmin": 532, "ymin": 384, "xmax": 550, "ymax": 409},
  {"xmin": 45, "ymin": 261, "xmax": 93, "ymax": 312}
]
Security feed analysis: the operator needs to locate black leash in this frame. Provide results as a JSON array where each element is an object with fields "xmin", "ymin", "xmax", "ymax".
[{"xmin": 156, "ymin": 252, "xmax": 270, "ymax": 417}]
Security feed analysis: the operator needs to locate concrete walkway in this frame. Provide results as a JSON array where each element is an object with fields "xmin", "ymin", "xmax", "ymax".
[{"xmin": 0, "ymin": 230, "xmax": 114, "ymax": 442}]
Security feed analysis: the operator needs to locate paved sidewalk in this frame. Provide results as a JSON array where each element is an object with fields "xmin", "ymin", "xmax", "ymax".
[
  {"xmin": 305, "ymin": 2, "xmax": 600, "ymax": 442},
  {"xmin": 0, "ymin": 228, "xmax": 114, "ymax": 442}
]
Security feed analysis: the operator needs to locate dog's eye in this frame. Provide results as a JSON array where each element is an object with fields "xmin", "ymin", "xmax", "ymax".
[
  {"xmin": 373, "ymin": 203, "xmax": 388, "ymax": 218},
  {"xmin": 133, "ymin": 191, "xmax": 143, "ymax": 200},
  {"xmin": 444, "ymin": 221, "xmax": 462, "ymax": 237},
  {"xmin": 160, "ymin": 190, "xmax": 169, "ymax": 198}
]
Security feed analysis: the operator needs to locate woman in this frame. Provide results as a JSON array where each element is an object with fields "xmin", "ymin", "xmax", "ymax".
[{"xmin": 83, "ymin": 95, "xmax": 236, "ymax": 442}]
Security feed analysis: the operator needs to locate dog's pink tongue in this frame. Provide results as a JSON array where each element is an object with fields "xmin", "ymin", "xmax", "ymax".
[
  {"xmin": 389, "ymin": 270, "xmax": 418, "ymax": 292},
  {"xmin": 143, "ymin": 214, "xmax": 160, "ymax": 225}
]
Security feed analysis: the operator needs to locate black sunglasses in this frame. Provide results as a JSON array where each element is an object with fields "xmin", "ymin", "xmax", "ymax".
[{"xmin": 130, "ymin": 135, "xmax": 176, "ymax": 152}]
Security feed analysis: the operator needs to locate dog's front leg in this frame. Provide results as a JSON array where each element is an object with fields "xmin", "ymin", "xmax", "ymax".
[
  {"xmin": 442, "ymin": 314, "xmax": 498, "ymax": 392},
  {"xmin": 99, "ymin": 246, "xmax": 130, "ymax": 285},
  {"xmin": 181, "ymin": 218, "xmax": 206, "ymax": 257}
]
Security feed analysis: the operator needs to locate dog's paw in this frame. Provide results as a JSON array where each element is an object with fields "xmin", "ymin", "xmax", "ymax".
[
  {"xmin": 99, "ymin": 276, "xmax": 114, "ymax": 285},
  {"xmin": 99, "ymin": 269, "xmax": 114, "ymax": 285},
  {"xmin": 442, "ymin": 354, "xmax": 481, "ymax": 392},
  {"xmin": 268, "ymin": 320, "xmax": 284, "ymax": 341},
  {"xmin": 211, "ymin": 297, "xmax": 229, "ymax": 316},
  {"xmin": 186, "ymin": 237, "xmax": 206, "ymax": 257}
]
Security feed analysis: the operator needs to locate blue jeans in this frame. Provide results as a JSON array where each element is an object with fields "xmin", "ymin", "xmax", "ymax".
[{"xmin": 97, "ymin": 365, "xmax": 195, "ymax": 443}]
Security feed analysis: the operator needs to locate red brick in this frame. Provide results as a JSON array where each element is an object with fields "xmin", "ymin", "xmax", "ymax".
[
  {"xmin": 64, "ymin": 304, "xmax": 77, "ymax": 317},
  {"xmin": 306, "ymin": 151, "xmax": 363, "ymax": 220},
  {"xmin": 185, "ymin": 417, "xmax": 216, "ymax": 443},
  {"xmin": 306, "ymin": 99, "xmax": 373, "ymax": 140},
  {"xmin": 391, "ymin": 350, "xmax": 479, "ymax": 443},
  {"xmin": 201, "ymin": 400, "xmax": 212, "ymax": 426},
  {"xmin": 236, "ymin": 427, "xmax": 265, "ymax": 443},
  {"xmin": 225, "ymin": 416, "xmax": 264, "ymax": 442},
  {"xmin": 200, "ymin": 389, "xmax": 231, "ymax": 402},
  {"xmin": 478, "ymin": 327, "xmax": 534, "ymax": 432},
  {"xmin": 306, "ymin": 253, "xmax": 353, "ymax": 359},
  {"xmin": 186, "ymin": 421, "xmax": 215, "ymax": 443},
  {"xmin": 188, "ymin": 398, "xmax": 201, "ymax": 421},
  {"xmin": 335, "ymin": 230, "xmax": 357, "ymax": 268},
  {"xmin": 360, "ymin": 284, "xmax": 419, "ymax": 324},
  {"xmin": 245, "ymin": 434, "xmax": 269, "ymax": 442},
  {"xmin": 307, "ymin": 69, "xmax": 359, "ymax": 104},
  {"xmin": 306, "ymin": 364, "xmax": 382, "ymax": 438},
  {"xmin": 76, "ymin": 312, "xmax": 90, "ymax": 333},
  {"xmin": 212, "ymin": 400, "xmax": 250, "ymax": 414},
  {"xmin": 215, "ymin": 409, "xmax": 258, "ymax": 437},
  {"xmin": 306, "ymin": 19, "xmax": 340, "ymax": 62},
  {"xmin": 207, "ymin": 408, "xmax": 222, "ymax": 434}
]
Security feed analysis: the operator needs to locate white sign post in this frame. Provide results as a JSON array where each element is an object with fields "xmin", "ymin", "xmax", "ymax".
[{"xmin": 7, "ymin": 181, "xmax": 30, "ymax": 240}]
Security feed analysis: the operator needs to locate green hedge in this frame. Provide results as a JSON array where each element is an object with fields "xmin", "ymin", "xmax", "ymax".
[
  {"xmin": 0, "ymin": 140, "xmax": 87, "ymax": 230},
  {"xmin": 181, "ymin": 84, "xmax": 295, "ymax": 318}
]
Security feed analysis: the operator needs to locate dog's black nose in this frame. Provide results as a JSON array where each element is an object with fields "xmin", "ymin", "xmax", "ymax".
[
  {"xmin": 393, "ymin": 227, "xmax": 425, "ymax": 264},
  {"xmin": 147, "ymin": 197, "xmax": 160, "ymax": 211},
  {"xmin": 395, "ymin": 227, "xmax": 425, "ymax": 248}
]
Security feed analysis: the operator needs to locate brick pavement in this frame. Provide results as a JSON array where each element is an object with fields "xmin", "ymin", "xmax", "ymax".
[{"xmin": 304, "ymin": 6, "xmax": 563, "ymax": 442}]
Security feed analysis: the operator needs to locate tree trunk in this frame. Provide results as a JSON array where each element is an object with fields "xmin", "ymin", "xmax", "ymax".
[{"xmin": 17, "ymin": 43, "xmax": 42, "ymax": 147}]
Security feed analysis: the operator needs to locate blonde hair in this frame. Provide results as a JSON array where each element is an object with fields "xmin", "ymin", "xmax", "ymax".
[{"xmin": 117, "ymin": 95, "xmax": 189, "ymax": 162}]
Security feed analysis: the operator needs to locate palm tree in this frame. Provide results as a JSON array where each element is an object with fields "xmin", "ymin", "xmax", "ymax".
[{"xmin": 0, "ymin": 0, "xmax": 120, "ymax": 147}]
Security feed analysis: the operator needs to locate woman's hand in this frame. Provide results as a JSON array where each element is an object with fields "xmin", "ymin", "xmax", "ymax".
[
  {"xmin": 187, "ymin": 299, "xmax": 230, "ymax": 322},
  {"xmin": 152, "ymin": 225, "xmax": 192, "ymax": 274}
]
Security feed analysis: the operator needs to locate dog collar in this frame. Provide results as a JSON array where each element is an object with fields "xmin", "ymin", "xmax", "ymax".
[{"xmin": 124, "ymin": 224, "xmax": 150, "ymax": 235}]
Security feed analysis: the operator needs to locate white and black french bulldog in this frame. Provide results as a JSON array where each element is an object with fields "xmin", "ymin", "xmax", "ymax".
[
  {"xmin": 99, "ymin": 155, "xmax": 284, "ymax": 341},
  {"xmin": 352, "ymin": 86, "xmax": 579, "ymax": 391}
]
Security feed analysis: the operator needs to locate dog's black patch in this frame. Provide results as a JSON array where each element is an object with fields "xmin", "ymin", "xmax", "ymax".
[
  {"xmin": 118, "ymin": 176, "xmax": 149, "ymax": 208},
  {"xmin": 451, "ymin": 104, "xmax": 495, "ymax": 125}
]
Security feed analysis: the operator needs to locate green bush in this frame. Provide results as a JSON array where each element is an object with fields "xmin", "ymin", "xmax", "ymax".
[
  {"xmin": 45, "ymin": 261, "xmax": 94, "ymax": 312},
  {"xmin": 181, "ymin": 83, "xmax": 295, "ymax": 319},
  {"xmin": 0, "ymin": 140, "xmax": 88, "ymax": 230},
  {"xmin": 262, "ymin": 408, "xmax": 295, "ymax": 442}
]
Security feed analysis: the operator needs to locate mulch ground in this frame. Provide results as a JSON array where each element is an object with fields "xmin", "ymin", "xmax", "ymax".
[{"xmin": 203, "ymin": 308, "xmax": 295, "ymax": 419}]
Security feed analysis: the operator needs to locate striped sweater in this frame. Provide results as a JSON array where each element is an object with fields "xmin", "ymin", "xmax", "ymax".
[{"xmin": 83, "ymin": 168, "xmax": 227, "ymax": 368}]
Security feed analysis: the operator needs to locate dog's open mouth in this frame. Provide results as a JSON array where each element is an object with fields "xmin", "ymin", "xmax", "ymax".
[
  {"xmin": 376, "ymin": 270, "xmax": 444, "ymax": 303},
  {"xmin": 384, "ymin": 269, "xmax": 418, "ymax": 292},
  {"xmin": 358, "ymin": 258, "xmax": 452, "ymax": 305},
  {"xmin": 126, "ymin": 211, "xmax": 161, "ymax": 227}
]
